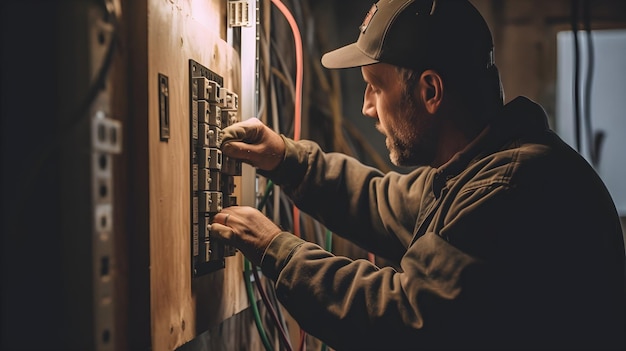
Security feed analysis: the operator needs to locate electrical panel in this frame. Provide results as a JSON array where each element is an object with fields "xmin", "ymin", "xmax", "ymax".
[{"xmin": 189, "ymin": 59, "xmax": 241, "ymax": 277}]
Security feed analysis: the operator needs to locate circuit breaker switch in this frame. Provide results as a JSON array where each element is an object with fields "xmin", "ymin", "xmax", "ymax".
[
  {"xmin": 222, "ymin": 110, "xmax": 238, "ymax": 128},
  {"xmin": 200, "ymin": 169, "xmax": 221, "ymax": 191},
  {"xmin": 204, "ymin": 241, "xmax": 212, "ymax": 262},
  {"xmin": 222, "ymin": 175, "xmax": 236, "ymax": 194},
  {"xmin": 200, "ymin": 191, "xmax": 223, "ymax": 213},
  {"xmin": 204, "ymin": 216, "xmax": 212, "ymax": 233},
  {"xmin": 223, "ymin": 90, "xmax": 239, "ymax": 111},
  {"xmin": 198, "ymin": 101, "xmax": 221, "ymax": 127},
  {"xmin": 195, "ymin": 78, "xmax": 224, "ymax": 105},
  {"xmin": 200, "ymin": 147, "xmax": 222, "ymax": 170},
  {"xmin": 200, "ymin": 124, "xmax": 222, "ymax": 148},
  {"xmin": 221, "ymin": 155, "xmax": 242, "ymax": 176}
]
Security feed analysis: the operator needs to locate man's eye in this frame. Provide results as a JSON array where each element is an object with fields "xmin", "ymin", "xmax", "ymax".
[{"xmin": 365, "ymin": 83, "xmax": 381, "ymax": 95}]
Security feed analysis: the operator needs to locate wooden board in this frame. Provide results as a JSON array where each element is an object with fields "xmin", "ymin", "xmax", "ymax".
[{"xmin": 145, "ymin": 0, "xmax": 250, "ymax": 350}]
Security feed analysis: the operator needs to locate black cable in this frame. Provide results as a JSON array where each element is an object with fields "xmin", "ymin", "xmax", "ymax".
[
  {"xmin": 571, "ymin": 0, "xmax": 582, "ymax": 153},
  {"xmin": 582, "ymin": 0, "xmax": 602, "ymax": 166},
  {"xmin": 252, "ymin": 265, "xmax": 294, "ymax": 351},
  {"xmin": 265, "ymin": 274, "xmax": 291, "ymax": 344},
  {"xmin": 246, "ymin": 179, "xmax": 295, "ymax": 351}
]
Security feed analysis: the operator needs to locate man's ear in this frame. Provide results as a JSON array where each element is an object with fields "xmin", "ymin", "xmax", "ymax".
[{"xmin": 418, "ymin": 70, "xmax": 443, "ymax": 114}]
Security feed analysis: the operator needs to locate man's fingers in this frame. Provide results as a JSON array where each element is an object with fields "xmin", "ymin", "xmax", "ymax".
[
  {"xmin": 213, "ymin": 211, "xmax": 233, "ymax": 226},
  {"xmin": 221, "ymin": 141, "xmax": 253, "ymax": 160},
  {"xmin": 221, "ymin": 118, "xmax": 263, "ymax": 145},
  {"xmin": 208, "ymin": 222, "xmax": 234, "ymax": 241}
]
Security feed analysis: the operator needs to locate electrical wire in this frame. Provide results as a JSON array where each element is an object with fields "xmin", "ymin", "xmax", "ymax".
[
  {"xmin": 267, "ymin": 10, "xmax": 306, "ymax": 350},
  {"xmin": 267, "ymin": 2, "xmax": 385, "ymax": 348},
  {"xmin": 582, "ymin": 0, "xmax": 602, "ymax": 167},
  {"xmin": 298, "ymin": 329, "xmax": 307, "ymax": 351},
  {"xmin": 279, "ymin": 191, "xmax": 295, "ymax": 230},
  {"xmin": 570, "ymin": 0, "xmax": 582, "ymax": 153},
  {"xmin": 273, "ymin": 184, "xmax": 282, "ymax": 225},
  {"xmin": 270, "ymin": 6, "xmax": 304, "ymax": 296},
  {"xmin": 244, "ymin": 258, "xmax": 275, "ymax": 351},
  {"xmin": 269, "ymin": 36, "xmax": 297, "ymax": 89},
  {"xmin": 258, "ymin": 179, "xmax": 275, "ymax": 213},
  {"xmin": 269, "ymin": 58, "xmax": 284, "ymax": 227},
  {"xmin": 271, "ymin": 65, "xmax": 296, "ymax": 102},
  {"xmin": 258, "ymin": 13, "xmax": 291, "ymax": 350},
  {"xmin": 265, "ymin": 275, "xmax": 291, "ymax": 344},
  {"xmin": 325, "ymin": 229, "xmax": 333, "ymax": 252},
  {"xmin": 312, "ymin": 217, "xmax": 325, "ymax": 246},
  {"xmin": 342, "ymin": 119, "xmax": 393, "ymax": 173},
  {"xmin": 245, "ymin": 179, "xmax": 295, "ymax": 351},
  {"xmin": 571, "ymin": 0, "xmax": 603, "ymax": 166},
  {"xmin": 266, "ymin": 1, "xmax": 388, "ymax": 349},
  {"xmin": 270, "ymin": 0, "xmax": 303, "ymax": 142},
  {"xmin": 252, "ymin": 264, "xmax": 293, "ymax": 351}
]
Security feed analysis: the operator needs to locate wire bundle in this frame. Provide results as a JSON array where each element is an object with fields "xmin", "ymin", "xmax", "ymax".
[{"xmin": 245, "ymin": 0, "xmax": 392, "ymax": 349}]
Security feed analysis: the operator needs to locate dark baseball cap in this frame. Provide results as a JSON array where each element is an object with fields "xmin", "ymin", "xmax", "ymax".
[{"xmin": 321, "ymin": 0, "xmax": 495, "ymax": 72}]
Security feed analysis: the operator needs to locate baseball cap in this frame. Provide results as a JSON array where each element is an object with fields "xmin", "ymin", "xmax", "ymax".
[{"xmin": 321, "ymin": 0, "xmax": 495, "ymax": 73}]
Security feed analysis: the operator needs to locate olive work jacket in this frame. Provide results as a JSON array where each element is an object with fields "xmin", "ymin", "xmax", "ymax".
[{"xmin": 257, "ymin": 96, "xmax": 626, "ymax": 350}]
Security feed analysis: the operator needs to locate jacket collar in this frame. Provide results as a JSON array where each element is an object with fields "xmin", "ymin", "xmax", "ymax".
[{"xmin": 432, "ymin": 96, "xmax": 550, "ymax": 196}]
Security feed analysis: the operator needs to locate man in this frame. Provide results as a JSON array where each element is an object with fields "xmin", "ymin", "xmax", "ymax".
[{"xmin": 210, "ymin": 0, "xmax": 626, "ymax": 349}]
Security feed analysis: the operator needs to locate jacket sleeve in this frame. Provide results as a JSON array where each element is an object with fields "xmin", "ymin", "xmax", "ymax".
[
  {"xmin": 259, "ymin": 136, "xmax": 433, "ymax": 260},
  {"xmin": 257, "ymin": 137, "xmax": 508, "ymax": 350},
  {"xmin": 260, "ymin": 231, "xmax": 488, "ymax": 350}
]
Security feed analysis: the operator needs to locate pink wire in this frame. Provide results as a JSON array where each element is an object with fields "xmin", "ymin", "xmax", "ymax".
[
  {"xmin": 270, "ymin": 0, "xmax": 303, "ymax": 242},
  {"xmin": 270, "ymin": 0, "xmax": 303, "ymax": 142},
  {"xmin": 271, "ymin": 1, "xmax": 305, "ymax": 348}
]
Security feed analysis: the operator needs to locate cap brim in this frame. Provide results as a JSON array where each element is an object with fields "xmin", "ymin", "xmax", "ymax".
[{"xmin": 321, "ymin": 43, "xmax": 379, "ymax": 69}]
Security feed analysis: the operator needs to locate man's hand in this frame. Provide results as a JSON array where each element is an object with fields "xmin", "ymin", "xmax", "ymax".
[
  {"xmin": 210, "ymin": 206, "xmax": 283, "ymax": 266},
  {"xmin": 221, "ymin": 118, "xmax": 286, "ymax": 171}
]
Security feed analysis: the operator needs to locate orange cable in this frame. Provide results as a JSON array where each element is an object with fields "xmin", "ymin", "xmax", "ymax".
[
  {"xmin": 299, "ymin": 329, "xmax": 307, "ymax": 351},
  {"xmin": 368, "ymin": 252, "xmax": 376, "ymax": 264},
  {"xmin": 270, "ymin": 0, "xmax": 303, "ymax": 141},
  {"xmin": 271, "ymin": 1, "xmax": 306, "ymax": 349},
  {"xmin": 270, "ymin": 0, "xmax": 303, "ymax": 239}
]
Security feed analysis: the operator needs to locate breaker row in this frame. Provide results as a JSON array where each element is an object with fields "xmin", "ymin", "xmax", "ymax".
[{"xmin": 190, "ymin": 71, "xmax": 242, "ymax": 274}]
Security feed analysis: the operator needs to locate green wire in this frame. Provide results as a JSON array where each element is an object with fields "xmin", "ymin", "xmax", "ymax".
[
  {"xmin": 257, "ymin": 179, "xmax": 274, "ymax": 211},
  {"xmin": 324, "ymin": 229, "xmax": 332, "ymax": 252},
  {"xmin": 245, "ymin": 257, "xmax": 274, "ymax": 351},
  {"xmin": 249, "ymin": 179, "xmax": 335, "ymax": 351},
  {"xmin": 245, "ymin": 179, "xmax": 276, "ymax": 351}
]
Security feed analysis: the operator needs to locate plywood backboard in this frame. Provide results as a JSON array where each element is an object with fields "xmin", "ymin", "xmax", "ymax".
[{"xmin": 145, "ymin": 0, "xmax": 250, "ymax": 349}]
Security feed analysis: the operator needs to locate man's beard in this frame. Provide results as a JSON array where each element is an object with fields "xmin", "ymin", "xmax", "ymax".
[
  {"xmin": 387, "ymin": 133, "xmax": 417, "ymax": 167},
  {"xmin": 382, "ymin": 96, "xmax": 439, "ymax": 167}
]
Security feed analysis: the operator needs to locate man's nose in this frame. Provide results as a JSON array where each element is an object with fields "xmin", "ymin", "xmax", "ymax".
[{"xmin": 362, "ymin": 88, "xmax": 377, "ymax": 118}]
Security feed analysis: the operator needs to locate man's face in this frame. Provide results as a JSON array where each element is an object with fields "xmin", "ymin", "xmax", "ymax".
[{"xmin": 361, "ymin": 63, "xmax": 440, "ymax": 167}]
